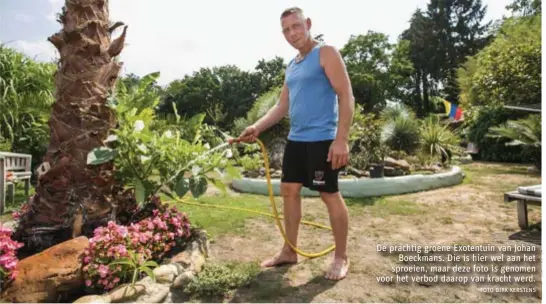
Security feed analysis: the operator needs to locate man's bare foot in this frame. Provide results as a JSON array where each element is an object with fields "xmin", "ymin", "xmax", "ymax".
[
  {"xmin": 324, "ymin": 257, "xmax": 349, "ymax": 280},
  {"xmin": 261, "ymin": 250, "xmax": 298, "ymax": 267}
]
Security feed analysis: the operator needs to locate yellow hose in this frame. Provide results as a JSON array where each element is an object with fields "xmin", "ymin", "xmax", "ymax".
[{"xmin": 172, "ymin": 138, "xmax": 335, "ymax": 258}]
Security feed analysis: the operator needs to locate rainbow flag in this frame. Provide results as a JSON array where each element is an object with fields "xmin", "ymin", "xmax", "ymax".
[{"xmin": 443, "ymin": 99, "xmax": 463, "ymax": 120}]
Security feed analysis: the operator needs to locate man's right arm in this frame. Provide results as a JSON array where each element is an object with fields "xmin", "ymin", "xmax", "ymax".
[{"xmin": 252, "ymin": 82, "xmax": 289, "ymax": 133}]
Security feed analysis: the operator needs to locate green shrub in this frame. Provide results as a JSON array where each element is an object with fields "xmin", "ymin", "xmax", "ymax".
[
  {"xmin": 381, "ymin": 115, "xmax": 421, "ymax": 154},
  {"xmin": 379, "ymin": 102, "xmax": 415, "ymax": 123},
  {"xmin": 419, "ymin": 115, "xmax": 462, "ymax": 162},
  {"xmin": 231, "ymin": 86, "xmax": 288, "ymax": 145},
  {"xmin": 465, "ymin": 105, "xmax": 529, "ymax": 162},
  {"xmin": 184, "ymin": 261, "xmax": 261, "ymax": 297},
  {"xmin": 487, "ymin": 114, "xmax": 541, "ymax": 170},
  {"xmin": 349, "ymin": 105, "xmax": 385, "ymax": 168}
]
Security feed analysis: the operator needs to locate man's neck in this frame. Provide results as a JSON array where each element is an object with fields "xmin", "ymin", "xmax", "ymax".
[{"xmin": 298, "ymin": 39, "xmax": 318, "ymax": 57}]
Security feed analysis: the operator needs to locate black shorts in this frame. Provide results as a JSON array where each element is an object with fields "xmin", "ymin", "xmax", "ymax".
[{"xmin": 281, "ymin": 140, "xmax": 341, "ymax": 193}]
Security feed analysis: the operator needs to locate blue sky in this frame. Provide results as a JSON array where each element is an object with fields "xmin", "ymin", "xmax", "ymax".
[{"xmin": 1, "ymin": 0, "xmax": 514, "ymax": 86}]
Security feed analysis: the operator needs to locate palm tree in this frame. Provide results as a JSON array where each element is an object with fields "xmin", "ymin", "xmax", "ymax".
[
  {"xmin": 13, "ymin": 0, "xmax": 128, "ymax": 253},
  {"xmin": 487, "ymin": 114, "xmax": 541, "ymax": 170}
]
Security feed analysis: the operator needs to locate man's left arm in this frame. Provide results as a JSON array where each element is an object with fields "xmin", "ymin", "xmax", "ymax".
[{"xmin": 321, "ymin": 45, "xmax": 355, "ymax": 169}]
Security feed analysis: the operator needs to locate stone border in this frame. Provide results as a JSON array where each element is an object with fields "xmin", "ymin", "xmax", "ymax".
[{"xmin": 231, "ymin": 166, "xmax": 464, "ymax": 197}]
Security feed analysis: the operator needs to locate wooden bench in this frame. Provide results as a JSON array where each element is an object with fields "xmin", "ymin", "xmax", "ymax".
[
  {"xmin": 504, "ymin": 185, "xmax": 541, "ymax": 229},
  {"xmin": 0, "ymin": 152, "xmax": 32, "ymax": 215}
]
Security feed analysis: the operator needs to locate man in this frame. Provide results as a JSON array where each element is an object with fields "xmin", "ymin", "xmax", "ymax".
[{"xmin": 235, "ymin": 7, "xmax": 354, "ymax": 281}]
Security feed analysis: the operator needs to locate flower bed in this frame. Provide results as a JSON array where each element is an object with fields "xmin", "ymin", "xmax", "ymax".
[
  {"xmin": 82, "ymin": 198, "xmax": 192, "ymax": 293},
  {"xmin": 0, "ymin": 225, "xmax": 23, "ymax": 289}
]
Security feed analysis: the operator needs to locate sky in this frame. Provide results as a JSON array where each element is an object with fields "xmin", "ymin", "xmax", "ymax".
[{"xmin": 0, "ymin": 0, "xmax": 514, "ymax": 86}]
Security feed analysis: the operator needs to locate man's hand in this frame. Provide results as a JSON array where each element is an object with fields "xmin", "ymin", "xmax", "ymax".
[
  {"xmin": 236, "ymin": 125, "xmax": 260, "ymax": 143},
  {"xmin": 327, "ymin": 139, "xmax": 349, "ymax": 169}
]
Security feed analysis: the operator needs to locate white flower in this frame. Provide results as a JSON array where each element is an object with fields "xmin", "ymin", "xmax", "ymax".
[
  {"xmin": 137, "ymin": 144, "xmax": 147, "ymax": 153},
  {"xmin": 192, "ymin": 165, "xmax": 202, "ymax": 175},
  {"xmin": 140, "ymin": 155, "xmax": 151, "ymax": 162},
  {"xmin": 203, "ymin": 143, "xmax": 210, "ymax": 150},
  {"xmin": 225, "ymin": 149, "xmax": 233, "ymax": 158},
  {"xmin": 164, "ymin": 130, "xmax": 173, "ymax": 138},
  {"xmin": 134, "ymin": 120, "xmax": 145, "ymax": 132}
]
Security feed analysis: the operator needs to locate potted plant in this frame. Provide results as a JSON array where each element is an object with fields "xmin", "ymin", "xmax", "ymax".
[{"xmin": 368, "ymin": 144, "xmax": 387, "ymax": 178}]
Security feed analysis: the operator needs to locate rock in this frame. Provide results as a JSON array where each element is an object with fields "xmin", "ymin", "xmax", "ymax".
[
  {"xmin": 191, "ymin": 251, "xmax": 206, "ymax": 273},
  {"xmin": 270, "ymin": 170, "xmax": 282, "ymax": 178},
  {"xmin": 0, "ymin": 236, "xmax": 88, "ymax": 303},
  {"xmin": 73, "ymin": 294, "xmax": 111, "ymax": 303},
  {"xmin": 107, "ymin": 284, "xmax": 145, "ymax": 302},
  {"xmin": 134, "ymin": 282, "xmax": 170, "ymax": 303},
  {"xmin": 348, "ymin": 167, "xmax": 367, "ymax": 177},
  {"xmin": 172, "ymin": 270, "xmax": 195, "ymax": 288},
  {"xmin": 152, "ymin": 264, "xmax": 180, "ymax": 284},
  {"xmin": 0, "ymin": 221, "xmax": 16, "ymax": 230},
  {"xmin": 384, "ymin": 157, "xmax": 410, "ymax": 171},
  {"xmin": 170, "ymin": 229, "xmax": 209, "ymax": 269}
]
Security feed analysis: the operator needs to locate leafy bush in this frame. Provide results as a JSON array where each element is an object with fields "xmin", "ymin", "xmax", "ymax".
[
  {"xmin": 87, "ymin": 72, "xmax": 239, "ymax": 206},
  {"xmin": 82, "ymin": 202, "xmax": 191, "ymax": 291},
  {"xmin": 0, "ymin": 225, "xmax": 23, "ymax": 286},
  {"xmin": 487, "ymin": 114, "xmax": 541, "ymax": 169},
  {"xmin": 349, "ymin": 104, "xmax": 385, "ymax": 168},
  {"xmin": 232, "ymin": 86, "xmax": 289, "ymax": 147},
  {"xmin": 184, "ymin": 261, "xmax": 260, "ymax": 297},
  {"xmin": 0, "ymin": 46, "xmax": 55, "ymax": 172},
  {"xmin": 381, "ymin": 115, "xmax": 421, "ymax": 154},
  {"xmin": 465, "ymin": 105, "xmax": 529, "ymax": 162},
  {"xmin": 419, "ymin": 115, "xmax": 462, "ymax": 161},
  {"xmin": 379, "ymin": 102, "xmax": 416, "ymax": 122},
  {"xmin": 456, "ymin": 14, "xmax": 541, "ymax": 107}
]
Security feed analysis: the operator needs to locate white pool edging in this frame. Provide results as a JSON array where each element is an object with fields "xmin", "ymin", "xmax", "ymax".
[{"xmin": 231, "ymin": 166, "xmax": 464, "ymax": 197}]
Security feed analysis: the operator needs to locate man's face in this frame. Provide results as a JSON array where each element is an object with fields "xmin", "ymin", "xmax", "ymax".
[{"xmin": 281, "ymin": 13, "xmax": 311, "ymax": 50}]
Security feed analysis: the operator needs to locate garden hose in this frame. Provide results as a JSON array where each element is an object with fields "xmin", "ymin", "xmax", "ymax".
[{"xmin": 173, "ymin": 138, "xmax": 335, "ymax": 259}]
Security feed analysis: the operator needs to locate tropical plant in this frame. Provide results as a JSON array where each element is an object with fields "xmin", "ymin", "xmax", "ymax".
[
  {"xmin": 419, "ymin": 115, "xmax": 462, "ymax": 162},
  {"xmin": 349, "ymin": 104, "xmax": 385, "ymax": 168},
  {"xmin": 232, "ymin": 86, "xmax": 288, "ymax": 144},
  {"xmin": 381, "ymin": 115, "xmax": 421, "ymax": 154},
  {"xmin": 0, "ymin": 46, "xmax": 55, "ymax": 170},
  {"xmin": 379, "ymin": 102, "xmax": 416, "ymax": 123},
  {"xmin": 487, "ymin": 114, "xmax": 541, "ymax": 169},
  {"xmin": 13, "ymin": 0, "xmax": 129, "ymax": 253},
  {"xmin": 87, "ymin": 72, "xmax": 239, "ymax": 206},
  {"xmin": 465, "ymin": 105, "xmax": 529, "ymax": 162}
]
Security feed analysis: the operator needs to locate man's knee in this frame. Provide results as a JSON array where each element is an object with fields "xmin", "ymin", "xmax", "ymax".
[{"xmin": 281, "ymin": 182, "xmax": 302, "ymax": 198}]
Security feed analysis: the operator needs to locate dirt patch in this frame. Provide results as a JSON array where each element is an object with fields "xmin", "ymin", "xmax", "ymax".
[{"xmin": 175, "ymin": 162, "xmax": 542, "ymax": 303}]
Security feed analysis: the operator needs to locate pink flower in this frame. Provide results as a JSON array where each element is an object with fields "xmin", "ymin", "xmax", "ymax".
[
  {"xmin": 85, "ymin": 280, "xmax": 92, "ymax": 287},
  {"xmin": 98, "ymin": 265, "xmax": 109, "ymax": 278}
]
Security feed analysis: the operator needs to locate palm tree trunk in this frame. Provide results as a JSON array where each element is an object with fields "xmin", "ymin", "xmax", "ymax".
[{"xmin": 13, "ymin": 0, "xmax": 128, "ymax": 254}]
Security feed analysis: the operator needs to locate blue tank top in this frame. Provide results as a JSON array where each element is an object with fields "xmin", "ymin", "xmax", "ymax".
[{"xmin": 285, "ymin": 44, "xmax": 338, "ymax": 142}]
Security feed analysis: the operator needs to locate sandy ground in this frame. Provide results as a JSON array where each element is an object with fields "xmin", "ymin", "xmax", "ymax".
[{"xmin": 173, "ymin": 162, "xmax": 542, "ymax": 303}]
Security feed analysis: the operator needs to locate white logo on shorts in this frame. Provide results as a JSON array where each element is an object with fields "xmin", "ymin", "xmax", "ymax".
[{"xmin": 313, "ymin": 170, "xmax": 325, "ymax": 185}]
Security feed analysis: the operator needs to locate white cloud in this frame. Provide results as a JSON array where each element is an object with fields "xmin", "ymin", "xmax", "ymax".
[{"xmin": 9, "ymin": 40, "xmax": 58, "ymax": 62}]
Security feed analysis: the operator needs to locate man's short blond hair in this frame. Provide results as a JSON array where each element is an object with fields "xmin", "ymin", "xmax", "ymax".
[{"xmin": 280, "ymin": 7, "xmax": 305, "ymax": 19}]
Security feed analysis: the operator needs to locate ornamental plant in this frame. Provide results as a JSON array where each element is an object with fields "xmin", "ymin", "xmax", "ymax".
[
  {"xmin": 86, "ymin": 72, "xmax": 240, "ymax": 207},
  {"xmin": 0, "ymin": 225, "xmax": 24, "ymax": 286},
  {"xmin": 82, "ymin": 202, "xmax": 191, "ymax": 291}
]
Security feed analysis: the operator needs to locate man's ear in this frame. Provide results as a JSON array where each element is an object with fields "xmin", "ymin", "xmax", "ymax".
[{"xmin": 306, "ymin": 18, "xmax": 312, "ymax": 29}]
